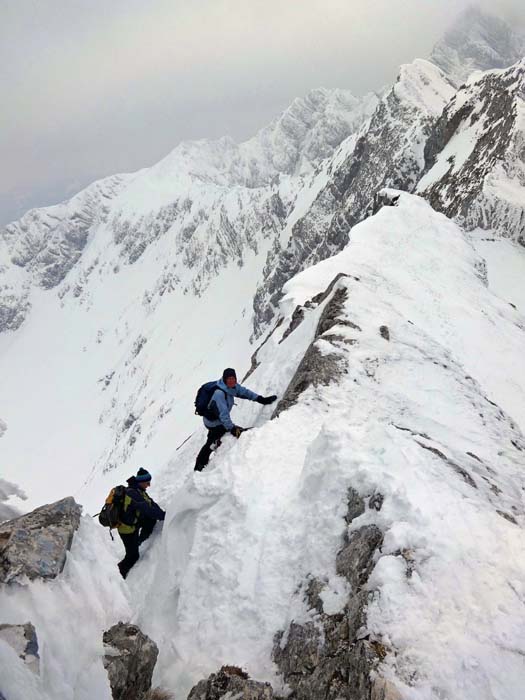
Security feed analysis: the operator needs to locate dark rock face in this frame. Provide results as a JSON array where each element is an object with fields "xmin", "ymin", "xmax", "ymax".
[
  {"xmin": 187, "ymin": 665, "xmax": 273, "ymax": 700},
  {"xmin": 272, "ymin": 279, "xmax": 355, "ymax": 418},
  {"xmin": 103, "ymin": 622, "xmax": 159, "ymax": 700},
  {"xmin": 421, "ymin": 59, "xmax": 525, "ymax": 245},
  {"xmin": 336, "ymin": 526, "xmax": 384, "ymax": 591},
  {"xmin": 0, "ymin": 292, "xmax": 30, "ymax": 333},
  {"xmin": 0, "ymin": 497, "xmax": 81, "ymax": 583},
  {"xmin": 0, "ymin": 622, "xmax": 40, "ymax": 674},
  {"xmin": 272, "ymin": 492, "xmax": 386, "ymax": 700}
]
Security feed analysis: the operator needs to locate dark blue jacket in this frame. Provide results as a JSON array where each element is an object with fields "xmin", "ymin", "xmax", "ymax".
[
  {"xmin": 118, "ymin": 477, "xmax": 165, "ymax": 533},
  {"xmin": 204, "ymin": 378, "xmax": 259, "ymax": 431}
]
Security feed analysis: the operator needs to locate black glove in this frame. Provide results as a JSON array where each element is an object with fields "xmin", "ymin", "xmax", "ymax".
[
  {"xmin": 256, "ymin": 395, "xmax": 277, "ymax": 405},
  {"xmin": 230, "ymin": 426, "xmax": 244, "ymax": 438}
]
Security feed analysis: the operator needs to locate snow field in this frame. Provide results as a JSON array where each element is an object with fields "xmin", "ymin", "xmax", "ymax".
[
  {"xmin": 1, "ymin": 194, "xmax": 524, "ymax": 700},
  {"xmin": 123, "ymin": 194, "xmax": 525, "ymax": 699}
]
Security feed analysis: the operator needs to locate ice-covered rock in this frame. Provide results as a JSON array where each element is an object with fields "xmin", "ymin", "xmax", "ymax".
[
  {"xmin": 187, "ymin": 666, "xmax": 273, "ymax": 700},
  {"xmin": 273, "ymin": 496, "xmax": 384, "ymax": 700},
  {"xmin": 0, "ymin": 623, "xmax": 39, "ymax": 674},
  {"xmin": 103, "ymin": 622, "xmax": 159, "ymax": 700},
  {"xmin": 0, "ymin": 497, "xmax": 81, "ymax": 583}
]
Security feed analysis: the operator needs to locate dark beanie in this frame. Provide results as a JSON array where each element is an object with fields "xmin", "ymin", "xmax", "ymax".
[
  {"xmin": 135, "ymin": 468, "xmax": 152, "ymax": 483},
  {"xmin": 222, "ymin": 368, "xmax": 237, "ymax": 382}
]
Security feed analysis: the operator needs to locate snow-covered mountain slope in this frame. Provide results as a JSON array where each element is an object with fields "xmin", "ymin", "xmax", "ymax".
[
  {"xmin": 0, "ymin": 89, "xmax": 377, "ymax": 334},
  {"xmin": 252, "ymin": 59, "xmax": 455, "ymax": 333},
  {"xmin": 430, "ymin": 6, "xmax": 525, "ymax": 87},
  {"xmin": 138, "ymin": 194, "xmax": 525, "ymax": 699},
  {"xmin": 418, "ymin": 59, "xmax": 525, "ymax": 245},
  {"xmin": 0, "ymin": 174, "xmax": 133, "ymax": 332},
  {"xmin": 4, "ymin": 193, "xmax": 524, "ymax": 700}
]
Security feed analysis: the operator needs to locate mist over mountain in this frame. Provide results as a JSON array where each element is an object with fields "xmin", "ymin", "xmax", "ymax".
[{"xmin": 1, "ymin": 7, "xmax": 525, "ymax": 700}]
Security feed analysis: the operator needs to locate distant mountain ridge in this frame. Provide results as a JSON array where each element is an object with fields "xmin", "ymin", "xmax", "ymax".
[
  {"xmin": 431, "ymin": 6, "xmax": 525, "ymax": 86},
  {"xmin": 0, "ymin": 6, "xmax": 524, "ymax": 507}
]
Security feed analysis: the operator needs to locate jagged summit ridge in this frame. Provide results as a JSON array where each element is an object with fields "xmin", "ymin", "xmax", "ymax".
[
  {"xmin": 431, "ymin": 6, "xmax": 525, "ymax": 86},
  {"xmin": 251, "ymin": 59, "xmax": 455, "ymax": 334},
  {"xmin": 419, "ymin": 57, "xmax": 525, "ymax": 244}
]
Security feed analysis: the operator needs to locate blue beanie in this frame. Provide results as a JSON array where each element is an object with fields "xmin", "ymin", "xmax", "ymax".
[{"xmin": 135, "ymin": 468, "xmax": 152, "ymax": 483}]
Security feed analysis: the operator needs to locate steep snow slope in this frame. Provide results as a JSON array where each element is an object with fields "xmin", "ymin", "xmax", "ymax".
[
  {"xmin": 134, "ymin": 194, "xmax": 524, "ymax": 698},
  {"xmin": 0, "ymin": 88, "xmax": 377, "ymax": 335},
  {"xmin": 0, "ymin": 88, "xmax": 379, "ymax": 510},
  {"xmin": 3, "ymin": 194, "xmax": 524, "ymax": 700},
  {"xmin": 0, "ymin": 174, "xmax": 133, "ymax": 332},
  {"xmin": 430, "ymin": 6, "xmax": 525, "ymax": 87},
  {"xmin": 419, "ymin": 59, "xmax": 525, "ymax": 245}
]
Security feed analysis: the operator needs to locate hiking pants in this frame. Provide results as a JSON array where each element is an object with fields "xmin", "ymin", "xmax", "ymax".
[
  {"xmin": 194, "ymin": 425, "xmax": 227, "ymax": 471},
  {"xmin": 118, "ymin": 518, "xmax": 157, "ymax": 578}
]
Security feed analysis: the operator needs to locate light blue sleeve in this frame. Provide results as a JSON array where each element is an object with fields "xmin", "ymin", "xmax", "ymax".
[
  {"xmin": 214, "ymin": 389, "xmax": 234, "ymax": 430},
  {"xmin": 235, "ymin": 384, "xmax": 259, "ymax": 402}
]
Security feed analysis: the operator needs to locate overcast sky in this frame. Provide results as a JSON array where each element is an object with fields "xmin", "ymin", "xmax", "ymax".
[{"xmin": 1, "ymin": 0, "xmax": 524, "ymax": 225}]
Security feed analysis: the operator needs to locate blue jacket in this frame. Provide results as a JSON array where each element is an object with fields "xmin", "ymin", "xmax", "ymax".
[{"xmin": 204, "ymin": 379, "xmax": 259, "ymax": 431}]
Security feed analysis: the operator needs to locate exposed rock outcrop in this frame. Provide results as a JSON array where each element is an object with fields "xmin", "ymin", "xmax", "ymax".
[
  {"xmin": 272, "ymin": 276, "xmax": 357, "ymax": 418},
  {"xmin": 0, "ymin": 622, "xmax": 39, "ymax": 674},
  {"xmin": 187, "ymin": 665, "xmax": 273, "ymax": 700},
  {"xmin": 0, "ymin": 497, "xmax": 81, "ymax": 583},
  {"xmin": 103, "ymin": 622, "xmax": 159, "ymax": 700},
  {"xmin": 272, "ymin": 489, "xmax": 390, "ymax": 700}
]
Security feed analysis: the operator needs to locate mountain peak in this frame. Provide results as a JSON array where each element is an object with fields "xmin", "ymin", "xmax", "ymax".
[{"xmin": 430, "ymin": 5, "xmax": 525, "ymax": 86}]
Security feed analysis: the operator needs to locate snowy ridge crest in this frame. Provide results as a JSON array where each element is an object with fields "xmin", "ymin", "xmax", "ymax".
[
  {"xmin": 251, "ymin": 59, "xmax": 455, "ymax": 334},
  {"xmin": 139, "ymin": 194, "xmax": 525, "ymax": 699}
]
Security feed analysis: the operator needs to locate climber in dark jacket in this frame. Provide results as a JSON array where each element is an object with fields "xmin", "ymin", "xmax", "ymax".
[
  {"xmin": 117, "ymin": 468, "xmax": 165, "ymax": 579},
  {"xmin": 194, "ymin": 367, "xmax": 277, "ymax": 472}
]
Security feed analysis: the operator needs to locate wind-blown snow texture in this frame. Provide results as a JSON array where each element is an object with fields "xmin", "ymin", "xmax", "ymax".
[
  {"xmin": 3, "ymin": 195, "xmax": 524, "ymax": 700},
  {"xmin": 2, "ymin": 7, "xmax": 525, "ymax": 700}
]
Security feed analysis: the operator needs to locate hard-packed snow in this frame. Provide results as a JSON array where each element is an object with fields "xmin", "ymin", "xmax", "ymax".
[
  {"xmin": 3, "ymin": 195, "xmax": 521, "ymax": 699},
  {"xmin": 2, "ymin": 8, "xmax": 525, "ymax": 699}
]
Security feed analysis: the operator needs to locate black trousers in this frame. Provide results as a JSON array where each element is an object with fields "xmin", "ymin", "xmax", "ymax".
[
  {"xmin": 194, "ymin": 425, "xmax": 227, "ymax": 471},
  {"xmin": 118, "ymin": 518, "xmax": 157, "ymax": 579}
]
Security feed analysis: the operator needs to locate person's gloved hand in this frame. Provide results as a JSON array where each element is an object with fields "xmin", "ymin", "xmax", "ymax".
[
  {"xmin": 256, "ymin": 395, "xmax": 277, "ymax": 405},
  {"xmin": 230, "ymin": 425, "xmax": 244, "ymax": 438}
]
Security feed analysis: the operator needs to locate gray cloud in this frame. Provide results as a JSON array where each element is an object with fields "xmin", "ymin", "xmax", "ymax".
[{"xmin": 1, "ymin": 0, "xmax": 523, "ymax": 224}]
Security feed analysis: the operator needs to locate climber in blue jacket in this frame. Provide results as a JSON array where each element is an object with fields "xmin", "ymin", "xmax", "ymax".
[{"xmin": 194, "ymin": 367, "xmax": 277, "ymax": 471}]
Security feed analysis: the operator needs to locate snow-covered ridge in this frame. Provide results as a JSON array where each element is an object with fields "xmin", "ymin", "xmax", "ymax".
[
  {"xmin": 0, "ymin": 88, "xmax": 378, "ymax": 336},
  {"xmin": 419, "ymin": 58, "xmax": 525, "ymax": 245},
  {"xmin": 2, "ymin": 193, "xmax": 525, "ymax": 699},
  {"xmin": 144, "ymin": 193, "xmax": 525, "ymax": 698},
  {"xmin": 252, "ymin": 59, "xmax": 455, "ymax": 333}
]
